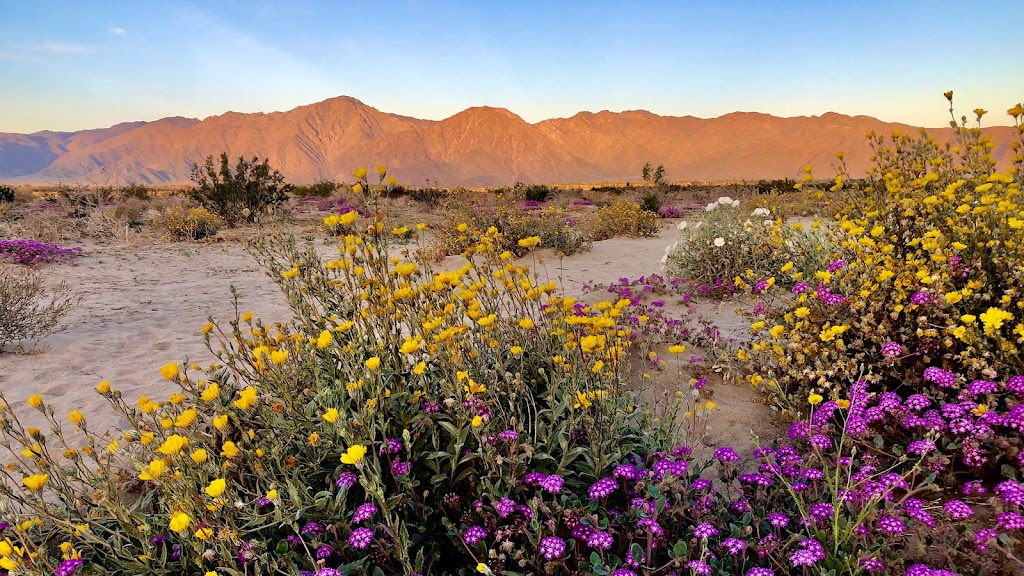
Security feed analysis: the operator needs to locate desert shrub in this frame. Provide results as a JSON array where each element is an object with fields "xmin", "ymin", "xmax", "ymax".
[
  {"xmin": 0, "ymin": 266, "xmax": 78, "ymax": 348},
  {"xmin": 119, "ymin": 183, "xmax": 151, "ymax": 200},
  {"xmin": 738, "ymin": 96, "xmax": 1024, "ymax": 477},
  {"xmin": 588, "ymin": 200, "xmax": 659, "ymax": 241},
  {"xmin": 431, "ymin": 194, "xmax": 592, "ymax": 258},
  {"xmin": 0, "ymin": 184, "xmax": 14, "ymax": 204},
  {"xmin": 662, "ymin": 197, "xmax": 833, "ymax": 298},
  {"xmin": 0, "ymin": 238, "xmax": 82, "ymax": 265},
  {"xmin": 657, "ymin": 204, "xmax": 686, "ymax": 219},
  {"xmin": 188, "ymin": 153, "xmax": 293, "ymax": 226},
  {"xmin": 519, "ymin": 183, "xmax": 552, "ymax": 203},
  {"xmin": 753, "ymin": 178, "xmax": 798, "ymax": 195},
  {"xmin": 0, "ymin": 217, "xmax": 698, "ymax": 575},
  {"xmin": 640, "ymin": 191, "xmax": 662, "ymax": 214},
  {"xmin": 407, "ymin": 186, "xmax": 447, "ymax": 208},
  {"xmin": 293, "ymin": 179, "xmax": 341, "ymax": 198},
  {"xmin": 159, "ymin": 206, "xmax": 223, "ymax": 241}
]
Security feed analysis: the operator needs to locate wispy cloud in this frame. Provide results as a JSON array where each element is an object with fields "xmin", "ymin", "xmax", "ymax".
[
  {"xmin": 29, "ymin": 41, "xmax": 91, "ymax": 54},
  {"xmin": 110, "ymin": 26, "xmax": 127, "ymax": 36},
  {"xmin": 0, "ymin": 51, "xmax": 34, "ymax": 61}
]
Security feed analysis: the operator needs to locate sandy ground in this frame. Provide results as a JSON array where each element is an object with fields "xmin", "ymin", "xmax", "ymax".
[{"xmin": 1, "ymin": 225, "xmax": 782, "ymax": 458}]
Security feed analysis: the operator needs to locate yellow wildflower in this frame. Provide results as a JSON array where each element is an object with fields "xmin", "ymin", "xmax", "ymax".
[{"xmin": 341, "ymin": 444, "xmax": 367, "ymax": 465}]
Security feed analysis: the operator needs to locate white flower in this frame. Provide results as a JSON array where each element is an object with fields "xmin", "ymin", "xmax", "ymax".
[
  {"xmin": 731, "ymin": 199, "xmax": 740, "ymax": 208},
  {"xmin": 705, "ymin": 203, "xmax": 717, "ymax": 212},
  {"xmin": 713, "ymin": 237, "xmax": 726, "ymax": 247},
  {"xmin": 717, "ymin": 196, "xmax": 733, "ymax": 205},
  {"xmin": 763, "ymin": 219, "xmax": 774, "ymax": 227},
  {"xmin": 751, "ymin": 207, "xmax": 771, "ymax": 217},
  {"xmin": 676, "ymin": 221, "xmax": 688, "ymax": 231}
]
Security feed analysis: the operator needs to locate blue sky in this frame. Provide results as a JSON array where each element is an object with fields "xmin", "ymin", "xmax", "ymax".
[{"xmin": 1, "ymin": 0, "xmax": 1021, "ymax": 133}]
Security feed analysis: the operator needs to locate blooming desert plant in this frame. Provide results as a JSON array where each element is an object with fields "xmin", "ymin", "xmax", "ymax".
[
  {"xmin": 662, "ymin": 197, "xmax": 832, "ymax": 299},
  {"xmin": 0, "ymin": 209, "xmax": 688, "ymax": 575},
  {"xmin": 588, "ymin": 201, "xmax": 659, "ymax": 241},
  {"xmin": 0, "ymin": 239, "xmax": 82, "ymax": 265},
  {"xmin": 159, "ymin": 206, "xmax": 224, "ymax": 241}
]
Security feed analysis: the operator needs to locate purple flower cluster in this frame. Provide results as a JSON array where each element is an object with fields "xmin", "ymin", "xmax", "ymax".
[
  {"xmin": 922, "ymin": 367, "xmax": 957, "ymax": 388},
  {"xmin": 0, "ymin": 239, "xmax": 82, "ymax": 265},
  {"xmin": 789, "ymin": 538, "xmax": 825, "ymax": 567},
  {"xmin": 910, "ymin": 291, "xmax": 931, "ymax": 305},
  {"xmin": 55, "ymin": 559, "xmax": 84, "ymax": 576},
  {"xmin": 714, "ymin": 446, "xmax": 739, "ymax": 463},
  {"xmin": 336, "ymin": 471, "xmax": 358, "ymax": 489},
  {"xmin": 589, "ymin": 477, "xmax": 618, "ymax": 499},
  {"xmin": 353, "ymin": 502, "xmax": 378, "ymax": 523},
  {"xmin": 538, "ymin": 536, "xmax": 566, "ymax": 560},
  {"xmin": 881, "ymin": 341, "xmax": 903, "ymax": 357},
  {"xmin": 348, "ymin": 527, "xmax": 374, "ymax": 549},
  {"xmin": 815, "ymin": 283, "xmax": 847, "ymax": 306},
  {"xmin": 539, "ymin": 474, "xmax": 564, "ymax": 493},
  {"xmin": 463, "ymin": 525, "xmax": 487, "ymax": 544}
]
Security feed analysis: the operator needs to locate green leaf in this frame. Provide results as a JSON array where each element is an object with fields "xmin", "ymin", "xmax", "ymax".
[
  {"xmin": 630, "ymin": 543, "xmax": 643, "ymax": 564},
  {"xmin": 672, "ymin": 539, "xmax": 687, "ymax": 557}
]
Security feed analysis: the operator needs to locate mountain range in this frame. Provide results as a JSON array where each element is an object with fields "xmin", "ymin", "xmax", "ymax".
[{"xmin": 0, "ymin": 96, "xmax": 1016, "ymax": 187}]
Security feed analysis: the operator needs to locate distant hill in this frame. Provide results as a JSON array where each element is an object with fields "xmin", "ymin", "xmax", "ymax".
[{"xmin": 1, "ymin": 96, "xmax": 1016, "ymax": 187}]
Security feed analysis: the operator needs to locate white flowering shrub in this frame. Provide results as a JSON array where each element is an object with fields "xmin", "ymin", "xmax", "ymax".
[{"xmin": 662, "ymin": 197, "xmax": 830, "ymax": 297}]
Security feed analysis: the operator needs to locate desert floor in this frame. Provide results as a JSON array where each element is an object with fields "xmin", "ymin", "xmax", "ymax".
[{"xmin": 1, "ymin": 225, "xmax": 782, "ymax": 460}]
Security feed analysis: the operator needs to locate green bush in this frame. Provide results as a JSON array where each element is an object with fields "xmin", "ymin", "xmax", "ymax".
[
  {"xmin": 188, "ymin": 153, "xmax": 293, "ymax": 226},
  {"xmin": 0, "ymin": 185, "xmax": 14, "ymax": 204},
  {"xmin": 521, "ymin": 183, "xmax": 552, "ymax": 203},
  {"xmin": 640, "ymin": 191, "xmax": 662, "ymax": 214},
  {"xmin": 293, "ymin": 179, "xmax": 340, "ymax": 198}
]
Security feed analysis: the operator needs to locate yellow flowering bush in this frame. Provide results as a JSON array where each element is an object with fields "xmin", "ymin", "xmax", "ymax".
[
  {"xmin": 587, "ymin": 200, "xmax": 659, "ymax": 241},
  {"xmin": 431, "ymin": 192, "xmax": 592, "ymax": 258},
  {"xmin": 0, "ymin": 208, "xmax": 705, "ymax": 575},
  {"xmin": 742, "ymin": 96, "xmax": 1024, "ymax": 436},
  {"xmin": 159, "ymin": 206, "xmax": 224, "ymax": 241}
]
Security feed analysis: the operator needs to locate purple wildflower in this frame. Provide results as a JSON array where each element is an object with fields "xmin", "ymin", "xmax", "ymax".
[
  {"xmin": 589, "ymin": 477, "xmax": 617, "ymax": 499},
  {"xmin": 353, "ymin": 503, "xmax": 378, "ymax": 523},
  {"xmin": 714, "ymin": 446, "xmax": 739, "ymax": 463},
  {"xmin": 302, "ymin": 522, "xmax": 325, "ymax": 536},
  {"xmin": 55, "ymin": 559, "xmax": 84, "ymax": 576},
  {"xmin": 722, "ymin": 538, "xmax": 747, "ymax": 555},
  {"xmin": 336, "ymin": 471, "xmax": 358, "ymax": 489},
  {"xmin": 587, "ymin": 530, "xmax": 614, "ymax": 549},
  {"xmin": 944, "ymin": 500, "xmax": 974, "ymax": 520},
  {"xmin": 539, "ymin": 536, "xmax": 566, "ymax": 560},
  {"xmin": 349, "ymin": 527, "xmax": 374, "ymax": 549},
  {"xmin": 463, "ymin": 526, "xmax": 487, "ymax": 544},
  {"xmin": 881, "ymin": 341, "xmax": 903, "ymax": 357},
  {"xmin": 789, "ymin": 539, "xmax": 825, "ymax": 567},
  {"xmin": 693, "ymin": 522, "xmax": 719, "ymax": 539},
  {"xmin": 539, "ymin": 474, "xmax": 564, "ymax": 493},
  {"xmin": 685, "ymin": 560, "xmax": 711, "ymax": 575},
  {"xmin": 878, "ymin": 516, "xmax": 906, "ymax": 534}
]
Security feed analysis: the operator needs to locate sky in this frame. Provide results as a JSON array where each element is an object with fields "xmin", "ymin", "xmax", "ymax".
[{"xmin": 1, "ymin": 0, "xmax": 1021, "ymax": 133}]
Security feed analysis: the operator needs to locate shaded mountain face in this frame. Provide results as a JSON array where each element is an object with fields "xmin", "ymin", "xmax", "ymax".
[{"xmin": 1, "ymin": 97, "xmax": 1016, "ymax": 186}]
